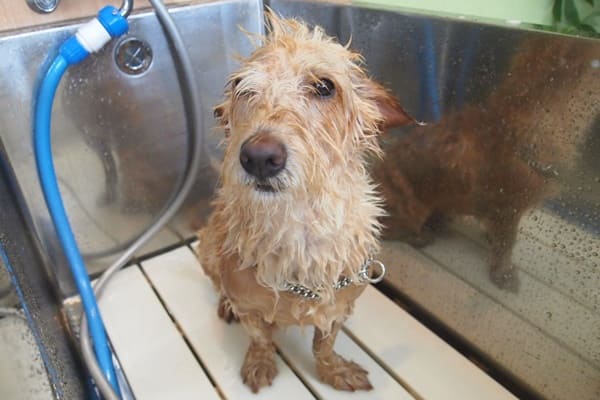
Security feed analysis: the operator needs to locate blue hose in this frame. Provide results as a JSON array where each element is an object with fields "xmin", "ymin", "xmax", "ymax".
[
  {"xmin": 33, "ymin": 6, "xmax": 129, "ymax": 396},
  {"xmin": 34, "ymin": 52, "xmax": 119, "ymax": 392}
]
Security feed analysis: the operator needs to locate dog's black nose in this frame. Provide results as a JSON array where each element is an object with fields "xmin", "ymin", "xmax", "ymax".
[{"xmin": 240, "ymin": 135, "xmax": 287, "ymax": 179}]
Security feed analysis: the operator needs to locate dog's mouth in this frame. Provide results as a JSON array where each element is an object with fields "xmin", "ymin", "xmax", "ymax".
[
  {"xmin": 241, "ymin": 173, "xmax": 286, "ymax": 194},
  {"xmin": 255, "ymin": 182, "xmax": 277, "ymax": 193}
]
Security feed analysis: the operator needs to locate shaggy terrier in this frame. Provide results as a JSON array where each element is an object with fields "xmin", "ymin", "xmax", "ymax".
[{"xmin": 196, "ymin": 13, "xmax": 416, "ymax": 392}]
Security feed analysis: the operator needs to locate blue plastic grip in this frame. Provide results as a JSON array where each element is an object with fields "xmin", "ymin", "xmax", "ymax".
[
  {"xmin": 97, "ymin": 5, "xmax": 129, "ymax": 38},
  {"xmin": 59, "ymin": 6, "xmax": 128, "ymax": 67},
  {"xmin": 59, "ymin": 36, "xmax": 89, "ymax": 65}
]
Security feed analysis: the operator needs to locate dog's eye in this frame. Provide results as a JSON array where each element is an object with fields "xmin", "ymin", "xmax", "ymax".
[
  {"xmin": 312, "ymin": 78, "xmax": 335, "ymax": 98},
  {"xmin": 232, "ymin": 77, "xmax": 254, "ymax": 97}
]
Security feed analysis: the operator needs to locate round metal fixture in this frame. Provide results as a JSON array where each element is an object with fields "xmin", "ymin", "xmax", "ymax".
[
  {"xmin": 26, "ymin": 0, "xmax": 60, "ymax": 13},
  {"xmin": 115, "ymin": 37, "xmax": 153, "ymax": 75}
]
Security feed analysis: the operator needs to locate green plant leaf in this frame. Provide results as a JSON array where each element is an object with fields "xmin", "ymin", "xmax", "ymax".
[
  {"xmin": 564, "ymin": 0, "xmax": 582, "ymax": 25},
  {"xmin": 581, "ymin": 10, "xmax": 600, "ymax": 31},
  {"xmin": 551, "ymin": 0, "xmax": 600, "ymax": 35},
  {"xmin": 553, "ymin": 0, "xmax": 564, "ymax": 20}
]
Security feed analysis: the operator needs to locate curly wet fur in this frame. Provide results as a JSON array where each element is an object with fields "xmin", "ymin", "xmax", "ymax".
[
  {"xmin": 196, "ymin": 12, "xmax": 415, "ymax": 392},
  {"xmin": 203, "ymin": 14, "xmax": 411, "ymax": 304}
]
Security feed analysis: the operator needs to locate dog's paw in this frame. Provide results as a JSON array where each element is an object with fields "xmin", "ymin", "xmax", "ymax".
[
  {"xmin": 490, "ymin": 265, "xmax": 520, "ymax": 293},
  {"xmin": 241, "ymin": 347, "xmax": 278, "ymax": 393},
  {"xmin": 217, "ymin": 296, "xmax": 239, "ymax": 323},
  {"xmin": 317, "ymin": 355, "xmax": 373, "ymax": 391}
]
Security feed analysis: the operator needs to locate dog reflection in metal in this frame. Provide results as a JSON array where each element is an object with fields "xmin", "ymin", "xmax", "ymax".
[
  {"xmin": 196, "ymin": 12, "xmax": 416, "ymax": 393},
  {"xmin": 374, "ymin": 36, "xmax": 598, "ymax": 292}
]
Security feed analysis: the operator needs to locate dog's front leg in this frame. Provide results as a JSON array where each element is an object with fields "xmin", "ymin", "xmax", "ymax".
[
  {"xmin": 487, "ymin": 212, "xmax": 521, "ymax": 292},
  {"xmin": 217, "ymin": 295, "xmax": 239, "ymax": 323},
  {"xmin": 313, "ymin": 321, "xmax": 373, "ymax": 391},
  {"xmin": 240, "ymin": 313, "xmax": 277, "ymax": 393}
]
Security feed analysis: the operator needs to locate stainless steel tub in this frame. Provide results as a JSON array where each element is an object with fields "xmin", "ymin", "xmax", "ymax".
[{"xmin": 0, "ymin": 1, "xmax": 597, "ymax": 398}]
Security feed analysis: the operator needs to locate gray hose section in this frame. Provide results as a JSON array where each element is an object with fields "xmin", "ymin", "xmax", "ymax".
[
  {"xmin": 119, "ymin": 0, "xmax": 134, "ymax": 17},
  {"xmin": 80, "ymin": 1, "xmax": 205, "ymax": 398}
]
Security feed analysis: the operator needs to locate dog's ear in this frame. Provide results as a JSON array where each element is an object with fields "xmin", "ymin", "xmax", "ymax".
[
  {"xmin": 214, "ymin": 104, "xmax": 225, "ymax": 121},
  {"xmin": 364, "ymin": 79, "xmax": 423, "ymax": 131},
  {"xmin": 213, "ymin": 103, "xmax": 230, "ymax": 137}
]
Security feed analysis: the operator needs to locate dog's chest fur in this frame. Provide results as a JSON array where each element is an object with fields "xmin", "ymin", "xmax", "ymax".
[
  {"xmin": 220, "ymin": 256, "xmax": 368, "ymax": 330},
  {"xmin": 215, "ymin": 170, "xmax": 383, "ymax": 304}
]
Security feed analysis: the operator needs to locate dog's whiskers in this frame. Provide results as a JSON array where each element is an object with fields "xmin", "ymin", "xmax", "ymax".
[{"xmin": 241, "ymin": 171, "xmax": 291, "ymax": 194}]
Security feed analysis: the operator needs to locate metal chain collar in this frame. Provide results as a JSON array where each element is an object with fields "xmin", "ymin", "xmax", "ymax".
[{"xmin": 282, "ymin": 257, "xmax": 386, "ymax": 301}]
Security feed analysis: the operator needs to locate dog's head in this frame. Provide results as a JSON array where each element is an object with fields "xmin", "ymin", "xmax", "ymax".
[{"xmin": 215, "ymin": 12, "xmax": 417, "ymax": 199}]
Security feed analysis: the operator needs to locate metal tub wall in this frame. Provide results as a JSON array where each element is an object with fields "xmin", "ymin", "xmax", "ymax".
[
  {"xmin": 0, "ymin": 0, "xmax": 598, "ymax": 399},
  {"xmin": 268, "ymin": 1, "xmax": 600, "ymax": 400},
  {"xmin": 0, "ymin": 0, "xmax": 263, "ymax": 297},
  {"xmin": 0, "ymin": 2, "xmax": 263, "ymax": 396}
]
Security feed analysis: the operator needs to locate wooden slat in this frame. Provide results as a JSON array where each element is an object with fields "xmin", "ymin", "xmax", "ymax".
[
  {"xmin": 140, "ymin": 246, "xmax": 315, "ymax": 400},
  {"xmin": 95, "ymin": 243, "xmax": 530, "ymax": 400},
  {"xmin": 274, "ymin": 327, "xmax": 415, "ymax": 399},
  {"xmin": 142, "ymin": 245, "xmax": 509, "ymax": 399},
  {"xmin": 346, "ymin": 285, "xmax": 517, "ymax": 400},
  {"xmin": 98, "ymin": 266, "xmax": 220, "ymax": 400},
  {"xmin": 380, "ymin": 241, "xmax": 600, "ymax": 400}
]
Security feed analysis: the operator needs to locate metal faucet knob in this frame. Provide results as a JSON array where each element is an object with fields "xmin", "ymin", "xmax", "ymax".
[{"xmin": 26, "ymin": 0, "xmax": 60, "ymax": 14}]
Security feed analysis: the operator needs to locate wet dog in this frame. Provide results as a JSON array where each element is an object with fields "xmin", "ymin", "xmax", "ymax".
[{"xmin": 196, "ymin": 12, "xmax": 416, "ymax": 392}]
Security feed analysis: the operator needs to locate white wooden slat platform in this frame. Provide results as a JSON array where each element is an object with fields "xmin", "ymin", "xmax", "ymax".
[
  {"xmin": 99, "ymin": 244, "xmax": 516, "ymax": 400},
  {"xmin": 141, "ymin": 248, "xmax": 314, "ymax": 400},
  {"xmin": 98, "ymin": 265, "xmax": 220, "ymax": 400}
]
